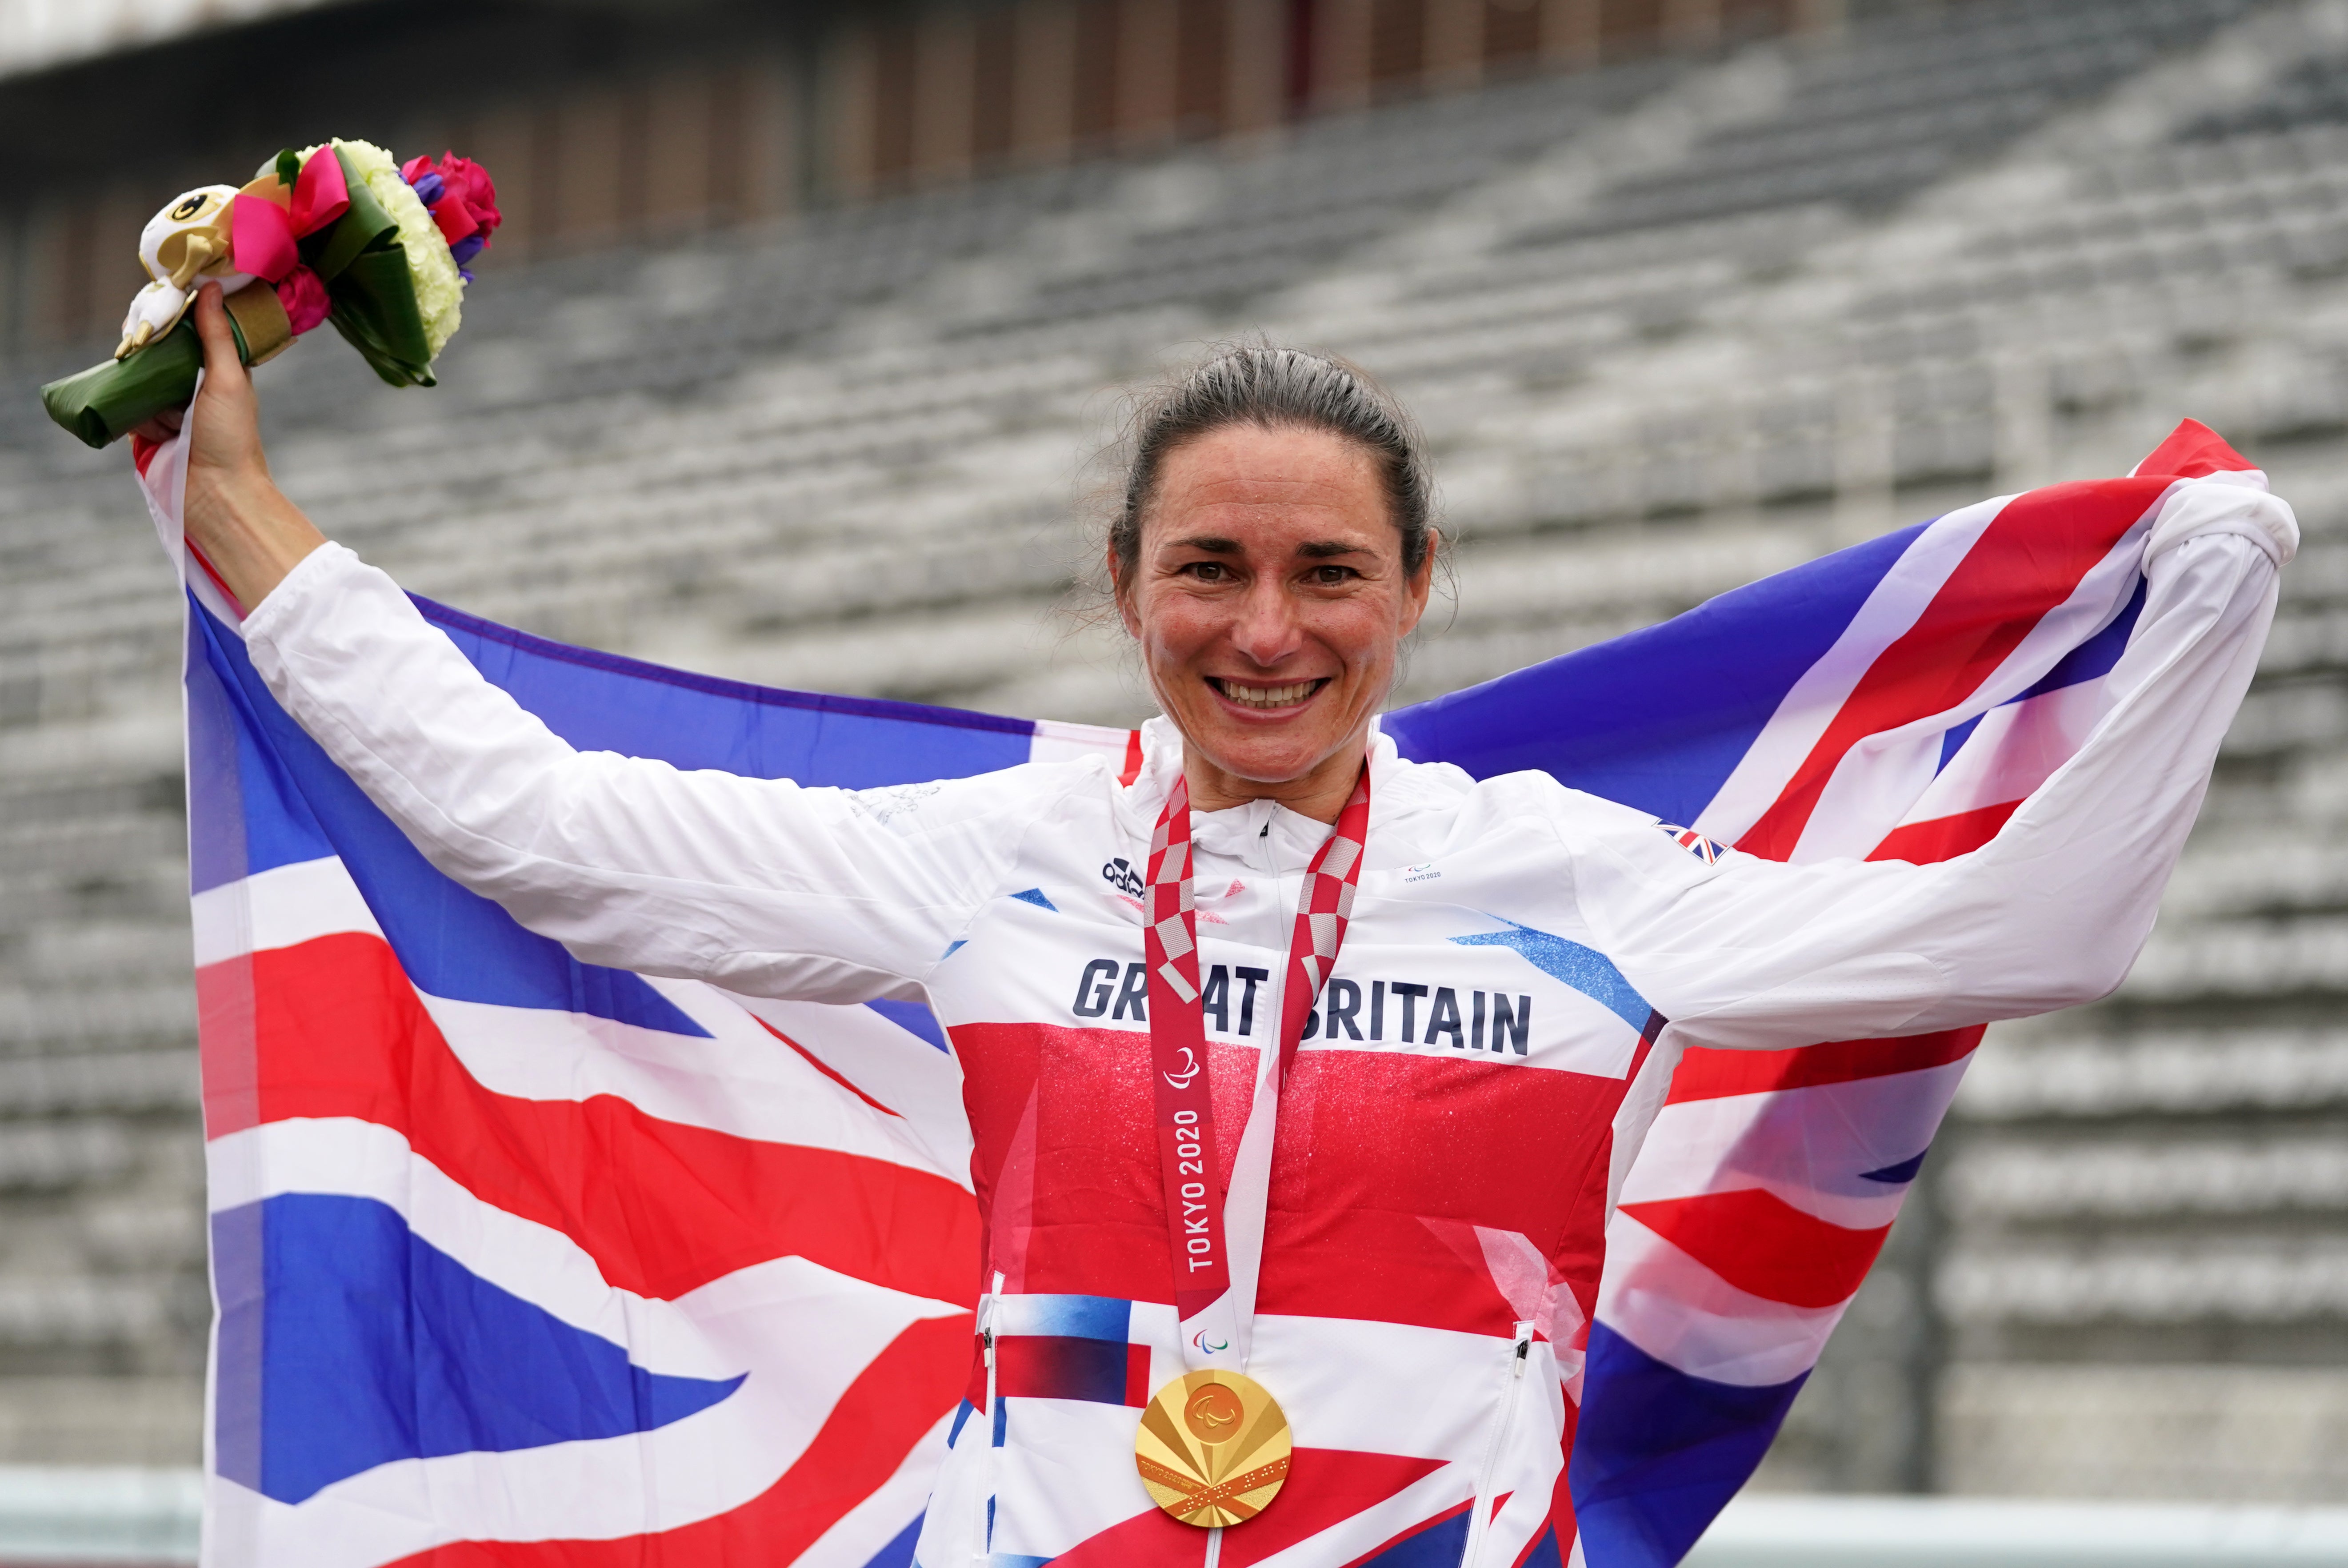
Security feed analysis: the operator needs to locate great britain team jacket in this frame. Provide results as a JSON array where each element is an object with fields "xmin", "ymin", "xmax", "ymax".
[{"xmin": 240, "ymin": 477, "xmax": 2290, "ymax": 1568}]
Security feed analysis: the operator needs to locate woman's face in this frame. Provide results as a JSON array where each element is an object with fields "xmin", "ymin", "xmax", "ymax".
[{"xmin": 1116, "ymin": 423, "xmax": 1434, "ymax": 793}]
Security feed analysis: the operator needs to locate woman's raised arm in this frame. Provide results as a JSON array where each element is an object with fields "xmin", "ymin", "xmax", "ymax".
[
  {"xmin": 168, "ymin": 284, "xmax": 1033, "ymax": 1001},
  {"xmin": 1577, "ymin": 478, "xmax": 2294, "ymax": 1053}
]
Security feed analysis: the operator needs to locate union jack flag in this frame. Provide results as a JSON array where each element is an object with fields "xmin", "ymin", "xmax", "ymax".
[
  {"xmin": 1654, "ymin": 827, "xmax": 1723, "ymax": 865},
  {"xmin": 141, "ymin": 419, "xmax": 2260, "ymax": 1566}
]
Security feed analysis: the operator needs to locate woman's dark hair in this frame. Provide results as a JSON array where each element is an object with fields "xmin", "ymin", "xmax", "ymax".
[{"xmin": 1106, "ymin": 342, "xmax": 1440, "ymax": 588}]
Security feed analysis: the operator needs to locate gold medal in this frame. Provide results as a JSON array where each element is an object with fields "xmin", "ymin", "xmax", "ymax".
[{"xmin": 1134, "ymin": 1369, "xmax": 1291, "ymax": 1527}]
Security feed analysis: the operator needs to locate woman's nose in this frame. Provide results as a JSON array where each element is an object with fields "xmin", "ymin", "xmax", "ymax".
[{"xmin": 1228, "ymin": 579, "xmax": 1306, "ymax": 665}]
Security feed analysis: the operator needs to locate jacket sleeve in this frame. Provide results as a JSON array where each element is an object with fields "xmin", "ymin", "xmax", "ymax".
[
  {"xmin": 240, "ymin": 543, "xmax": 1032, "ymax": 1002},
  {"xmin": 1572, "ymin": 477, "xmax": 2294, "ymax": 1053}
]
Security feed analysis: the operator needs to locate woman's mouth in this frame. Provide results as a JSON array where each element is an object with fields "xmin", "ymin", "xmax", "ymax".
[{"xmin": 1208, "ymin": 677, "xmax": 1330, "ymax": 712}]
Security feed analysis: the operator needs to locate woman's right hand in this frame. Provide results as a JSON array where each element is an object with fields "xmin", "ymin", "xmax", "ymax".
[{"xmin": 132, "ymin": 282, "xmax": 327, "ymax": 609}]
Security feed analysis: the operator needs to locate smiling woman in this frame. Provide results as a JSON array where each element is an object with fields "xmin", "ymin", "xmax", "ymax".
[
  {"xmin": 150, "ymin": 292, "xmax": 2292, "ymax": 1564},
  {"xmin": 1104, "ymin": 346, "xmax": 1442, "ymax": 822}
]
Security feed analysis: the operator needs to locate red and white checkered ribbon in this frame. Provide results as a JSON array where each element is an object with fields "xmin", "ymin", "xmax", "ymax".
[
  {"xmin": 1145, "ymin": 766, "xmax": 1372, "ymax": 1369},
  {"xmin": 1279, "ymin": 771, "xmax": 1369, "ymax": 1082},
  {"xmin": 1145, "ymin": 779, "xmax": 1203, "ymax": 1005}
]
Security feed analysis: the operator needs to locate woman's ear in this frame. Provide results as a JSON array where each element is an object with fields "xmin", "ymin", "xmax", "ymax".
[{"xmin": 1110, "ymin": 547, "xmax": 1143, "ymax": 639}]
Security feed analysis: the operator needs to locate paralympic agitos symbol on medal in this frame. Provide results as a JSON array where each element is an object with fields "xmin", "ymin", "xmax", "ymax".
[
  {"xmin": 1134, "ymin": 767, "xmax": 1371, "ymax": 1525},
  {"xmin": 1136, "ymin": 1369, "xmax": 1294, "ymax": 1527}
]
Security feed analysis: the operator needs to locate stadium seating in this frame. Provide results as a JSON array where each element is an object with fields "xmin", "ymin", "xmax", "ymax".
[{"xmin": 1, "ymin": 0, "xmax": 2342, "ymax": 1499}]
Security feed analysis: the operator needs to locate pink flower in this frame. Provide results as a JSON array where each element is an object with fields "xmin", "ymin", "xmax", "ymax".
[
  {"xmin": 439, "ymin": 155, "xmax": 501, "ymax": 233},
  {"xmin": 275, "ymin": 267, "xmax": 331, "ymax": 336},
  {"xmin": 401, "ymin": 152, "xmax": 501, "ymax": 263}
]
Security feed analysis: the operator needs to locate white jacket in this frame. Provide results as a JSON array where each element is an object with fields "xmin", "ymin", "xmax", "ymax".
[{"xmin": 242, "ymin": 501, "xmax": 2283, "ymax": 1567}]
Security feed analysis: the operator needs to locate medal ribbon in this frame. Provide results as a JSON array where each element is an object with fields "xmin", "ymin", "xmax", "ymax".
[{"xmin": 1145, "ymin": 766, "xmax": 1371, "ymax": 1371}]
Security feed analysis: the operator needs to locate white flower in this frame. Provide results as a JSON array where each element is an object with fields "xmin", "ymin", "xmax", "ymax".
[{"xmin": 307, "ymin": 138, "xmax": 464, "ymax": 362}]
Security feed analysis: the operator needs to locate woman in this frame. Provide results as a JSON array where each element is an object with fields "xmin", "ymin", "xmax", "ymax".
[{"xmin": 156, "ymin": 283, "xmax": 2289, "ymax": 1565}]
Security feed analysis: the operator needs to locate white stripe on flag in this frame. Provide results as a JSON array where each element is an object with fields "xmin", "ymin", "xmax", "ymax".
[
  {"xmin": 417, "ymin": 987, "xmax": 970, "ymax": 1183},
  {"xmin": 793, "ymin": 1406, "xmax": 956, "ymax": 1568},
  {"xmin": 191, "ymin": 856, "xmax": 381, "ymax": 966},
  {"xmin": 1892, "ymin": 677, "xmax": 2112, "ymax": 834},
  {"xmin": 1028, "ymin": 718, "xmax": 1134, "ymax": 769},
  {"xmin": 1616, "ymin": 1059, "xmax": 1972, "ymax": 1230},
  {"xmin": 1787, "ymin": 520, "xmax": 2151, "ymax": 862},
  {"xmin": 726, "ymin": 991, "xmax": 977, "ymax": 1182},
  {"xmin": 1597, "ymin": 1215, "xmax": 1849, "ymax": 1388},
  {"xmin": 1695, "ymin": 497, "xmax": 2006, "ymax": 846}
]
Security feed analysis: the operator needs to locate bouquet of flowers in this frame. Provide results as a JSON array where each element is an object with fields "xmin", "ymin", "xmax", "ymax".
[{"xmin": 41, "ymin": 139, "xmax": 500, "ymax": 448}]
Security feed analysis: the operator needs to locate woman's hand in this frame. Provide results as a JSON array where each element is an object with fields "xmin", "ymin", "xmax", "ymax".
[{"xmin": 131, "ymin": 283, "xmax": 327, "ymax": 608}]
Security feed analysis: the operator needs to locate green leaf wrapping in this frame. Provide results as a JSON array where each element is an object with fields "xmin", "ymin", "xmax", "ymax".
[
  {"xmin": 38, "ymin": 311, "xmax": 262, "ymax": 450},
  {"xmin": 39, "ymin": 144, "xmax": 441, "ymax": 446},
  {"xmin": 311, "ymin": 147, "xmax": 433, "ymax": 387},
  {"xmin": 329, "ymin": 250, "xmax": 435, "ymax": 388}
]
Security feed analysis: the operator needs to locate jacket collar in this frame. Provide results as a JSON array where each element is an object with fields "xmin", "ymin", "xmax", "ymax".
[{"xmin": 1118, "ymin": 714, "xmax": 1402, "ymax": 868}]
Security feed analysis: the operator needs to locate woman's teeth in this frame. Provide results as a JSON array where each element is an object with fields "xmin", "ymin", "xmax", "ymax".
[{"xmin": 1214, "ymin": 678, "xmax": 1321, "ymax": 710}]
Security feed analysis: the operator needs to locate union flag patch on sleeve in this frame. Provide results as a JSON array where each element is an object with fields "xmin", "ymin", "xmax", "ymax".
[{"xmin": 1657, "ymin": 823, "xmax": 1724, "ymax": 863}]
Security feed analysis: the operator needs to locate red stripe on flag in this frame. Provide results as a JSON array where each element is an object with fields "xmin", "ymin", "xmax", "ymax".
[
  {"xmin": 186, "ymin": 539, "xmax": 246, "ymax": 618},
  {"xmin": 1736, "ymin": 478, "xmax": 2164, "ymax": 861},
  {"xmin": 753, "ymin": 1016, "xmax": 903, "ymax": 1118},
  {"xmin": 196, "ymin": 952, "xmax": 260, "ymax": 1137},
  {"xmin": 380, "ymin": 1310, "xmax": 972, "ymax": 1566},
  {"xmin": 201, "ymin": 933, "xmax": 980, "ymax": 1304},
  {"xmin": 2136, "ymin": 418, "xmax": 2255, "ymax": 481},
  {"xmin": 1619, "ymin": 1189, "xmax": 1891, "ymax": 1310},
  {"xmin": 1866, "ymin": 798, "xmax": 2021, "ymax": 865},
  {"xmin": 1667, "ymin": 1029, "xmax": 1980, "ymax": 1105}
]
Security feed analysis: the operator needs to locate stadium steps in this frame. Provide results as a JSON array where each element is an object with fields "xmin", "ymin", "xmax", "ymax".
[{"xmin": 0, "ymin": 0, "xmax": 2329, "ymax": 1477}]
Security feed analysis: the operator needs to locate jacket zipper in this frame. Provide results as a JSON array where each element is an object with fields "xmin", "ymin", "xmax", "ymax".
[
  {"xmin": 1462, "ymin": 1320, "xmax": 1536, "ymax": 1568},
  {"xmin": 972, "ymin": 1280, "xmax": 1003, "ymax": 1564}
]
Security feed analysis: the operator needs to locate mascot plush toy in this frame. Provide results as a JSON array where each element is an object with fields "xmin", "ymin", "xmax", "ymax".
[{"xmin": 119, "ymin": 186, "xmax": 250, "ymax": 359}]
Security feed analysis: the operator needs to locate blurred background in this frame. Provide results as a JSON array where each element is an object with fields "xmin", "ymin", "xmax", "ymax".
[{"xmin": 2, "ymin": 0, "xmax": 2347, "ymax": 1559}]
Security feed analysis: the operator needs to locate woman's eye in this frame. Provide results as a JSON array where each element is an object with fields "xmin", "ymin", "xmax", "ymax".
[
  {"xmin": 1186, "ymin": 562, "xmax": 1226, "ymax": 580},
  {"xmin": 1310, "ymin": 565, "xmax": 1356, "ymax": 585}
]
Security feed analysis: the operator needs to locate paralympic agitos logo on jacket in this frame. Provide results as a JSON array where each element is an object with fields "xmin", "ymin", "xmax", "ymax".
[{"xmin": 1071, "ymin": 958, "xmax": 1533, "ymax": 1055}]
